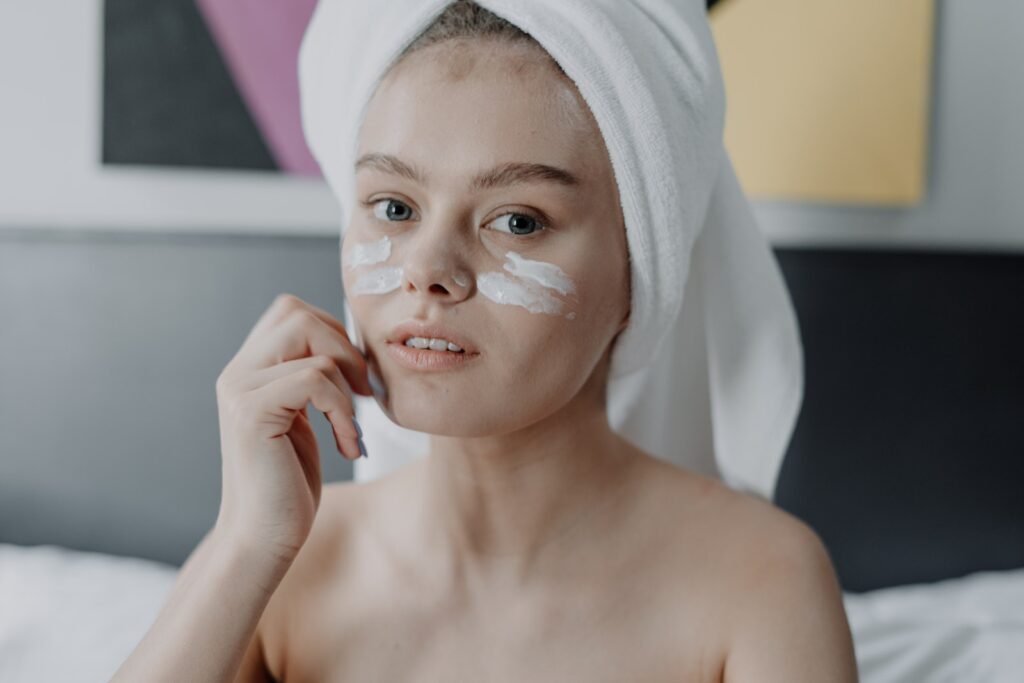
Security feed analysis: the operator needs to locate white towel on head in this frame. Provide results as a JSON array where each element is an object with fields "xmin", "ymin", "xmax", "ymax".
[{"xmin": 298, "ymin": 0, "xmax": 804, "ymax": 499}]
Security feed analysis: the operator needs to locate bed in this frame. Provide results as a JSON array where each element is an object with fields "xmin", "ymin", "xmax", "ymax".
[{"xmin": 1, "ymin": 246, "xmax": 1021, "ymax": 681}]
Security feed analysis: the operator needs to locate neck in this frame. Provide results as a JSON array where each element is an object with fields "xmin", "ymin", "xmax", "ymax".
[{"xmin": 416, "ymin": 360, "xmax": 639, "ymax": 588}]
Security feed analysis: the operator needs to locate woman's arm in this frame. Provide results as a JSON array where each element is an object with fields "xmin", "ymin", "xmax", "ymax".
[
  {"xmin": 110, "ymin": 525, "xmax": 289, "ymax": 683},
  {"xmin": 722, "ymin": 523, "xmax": 860, "ymax": 682}
]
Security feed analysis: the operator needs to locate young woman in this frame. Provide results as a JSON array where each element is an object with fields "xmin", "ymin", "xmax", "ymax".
[{"xmin": 113, "ymin": 2, "xmax": 858, "ymax": 681}]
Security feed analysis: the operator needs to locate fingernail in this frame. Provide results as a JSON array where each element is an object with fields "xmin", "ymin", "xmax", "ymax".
[
  {"xmin": 352, "ymin": 416, "xmax": 363, "ymax": 439},
  {"xmin": 357, "ymin": 437, "xmax": 368, "ymax": 459}
]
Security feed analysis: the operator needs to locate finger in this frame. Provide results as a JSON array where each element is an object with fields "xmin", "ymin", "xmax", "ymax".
[
  {"xmin": 295, "ymin": 301, "xmax": 374, "ymax": 396},
  {"xmin": 331, "ymin": 419, "xmax": 364, "ymax": 462},
  {"xmin": 241, "ymin": 306, "xmax": 372, "ymax": 396},
  {"xmin": 242, "ymin": 293, "xmax": 301, "ymax": 346},
  {"xmin": 249, "ymin": 294, "xmax": 357, "ymax": 353},
  {"xmin": 247, "ymin": 366, "xmax": 362, "ymax": 460},
  {"xmin": 238, "ymin": 294, "xmax": 371, "ymax": 391},
  {"xmin": 233, "ymin": 354, "xmax": 355, "ymax": 405}
]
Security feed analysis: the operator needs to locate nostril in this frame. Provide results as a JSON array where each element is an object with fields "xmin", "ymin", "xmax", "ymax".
[{"xmin": 428, "ymin": 283, "xmax": 450, "ymax": 294}]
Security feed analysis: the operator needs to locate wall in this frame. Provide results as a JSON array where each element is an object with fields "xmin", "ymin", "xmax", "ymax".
[{"xmin": 2, "ymin": 1, "xmax": 1024, "ymax": 248}]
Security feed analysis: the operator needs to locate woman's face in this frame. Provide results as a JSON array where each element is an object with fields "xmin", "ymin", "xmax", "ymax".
[{"xmin": 343, "ymin": 39, "xmax": 630, "ymax": 436}]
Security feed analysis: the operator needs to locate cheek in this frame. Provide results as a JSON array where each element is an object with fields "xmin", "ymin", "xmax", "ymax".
[
  {"xmin": 341, "ymin": 234, "xmax": 404, "ymax": 297},
  {"xmin": 477, "ymin": 250, "xmax": 581, "ymax": 319}
]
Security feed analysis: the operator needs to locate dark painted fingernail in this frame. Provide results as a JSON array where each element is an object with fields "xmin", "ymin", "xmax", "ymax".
[
  {"xmin": 357, "ymin": 437, "xmax": 368, "ymax": 458},
  {"xmin": 352, "ymin": 416, "xmax": 363, "ymax": 439}
]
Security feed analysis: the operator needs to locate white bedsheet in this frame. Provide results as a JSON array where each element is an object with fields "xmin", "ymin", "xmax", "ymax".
[
  {"xmin": 1, "ymin": 542, "xmax": 1023, "ymax": 682},
  {"xmin": 843, "ymin": 567, "xmax": 1024, "ymax": 683},
  {"xmin": 0, "ymin": 543, "xmax": 177, "ymax": 683}
]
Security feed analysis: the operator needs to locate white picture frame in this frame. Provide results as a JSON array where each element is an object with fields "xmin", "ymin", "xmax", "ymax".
[{"xmin": 0, "ymin": 0, "xmax": 340, "ymax": 237}]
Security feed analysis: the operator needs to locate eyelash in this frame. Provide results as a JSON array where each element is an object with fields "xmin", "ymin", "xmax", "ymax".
[{"xmin": 359, "ymin": 197, "xmax": 550, "ymax": 237}]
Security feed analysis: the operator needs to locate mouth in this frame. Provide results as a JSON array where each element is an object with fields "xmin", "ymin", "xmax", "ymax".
[
  {"xmin": 385, "ymin": 320, "xmax": 480, "ymax": 355},
  {"xmin": 384, "ymin": 320, "xmax": 481, "ymax": 372}
]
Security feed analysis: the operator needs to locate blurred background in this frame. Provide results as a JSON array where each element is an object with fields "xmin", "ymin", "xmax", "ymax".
[{"xmin": 1, "ymin": 1, "xmax": 1022, "ymax": 678}]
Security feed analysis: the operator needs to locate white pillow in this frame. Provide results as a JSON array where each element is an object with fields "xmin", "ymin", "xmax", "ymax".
[
  {"xmin": 0, "ymin": 543, "xmax": 179, "ymax": 683},
  {"xmin": 843, "ymin": 567, "xmax": 1024, "ymax": 683}
]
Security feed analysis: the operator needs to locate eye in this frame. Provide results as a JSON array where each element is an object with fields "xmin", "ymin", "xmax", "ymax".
[
  {"xmin": 488, "ymin": 211, "xmax": 547, "ymax": 237},
  {"xmin": 367, "ymin": 198, "xmax": 416, "ymax": 222}
]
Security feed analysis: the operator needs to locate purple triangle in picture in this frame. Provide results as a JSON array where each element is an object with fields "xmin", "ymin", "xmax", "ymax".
[{"xmin": 195, "ymin": 0, "xmax": 321, "ymax": 176}]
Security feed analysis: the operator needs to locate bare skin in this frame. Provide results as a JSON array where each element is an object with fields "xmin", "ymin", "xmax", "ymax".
[
  {"xmin": 252, "ymin": 454, "xmax": 856, "ymax": 682},
  {"xmin": 139, "ymin": 37, "xmax": 858, "ymax": 683}
]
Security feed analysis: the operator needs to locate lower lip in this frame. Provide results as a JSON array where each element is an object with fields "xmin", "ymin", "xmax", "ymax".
[{"xmin": 386, "ymin": 342, "xmax": 481, "ymax": 371}]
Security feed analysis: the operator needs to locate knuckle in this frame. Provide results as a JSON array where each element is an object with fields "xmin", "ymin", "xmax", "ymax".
[
  {"xmin": 274, "ymin": 293, "xmax": 301, "ymax": 310},
  {"xmin": 311, "ymin": 354, "xmax": 335, "ymax": 372},
  {"xmin": 300, "ymin": 365, "xmax": 324, "ymax": 383},
  {"xmin": 287, "ymin": 306, "xmax": 317, "ymax": 329}
]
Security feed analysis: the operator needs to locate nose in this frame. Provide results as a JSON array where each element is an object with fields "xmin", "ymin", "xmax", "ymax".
[{"xmin": 400, "ymin": 222, "xmax": 472, "ymax": 302}]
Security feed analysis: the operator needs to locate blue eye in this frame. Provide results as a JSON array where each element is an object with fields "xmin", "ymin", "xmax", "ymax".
[
  {"xmin": 370, "ymin": 198, "xmax": 414, "ymax": 222},
  {"xmin": 489, "ymin": 212, "xmax": 547, "ymax": 236},
  {"xmin": 363, "ymin": 197, "xmax": 548, "ymax": 237}
]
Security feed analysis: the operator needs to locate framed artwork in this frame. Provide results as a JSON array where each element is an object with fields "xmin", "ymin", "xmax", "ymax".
[
  {"xmin": 711, "ymin": 0, "xmax": 936, "ymax": 206},
  {"xmin": 1, "ymin": 0, "xmax": 339, "ymax": 234}
]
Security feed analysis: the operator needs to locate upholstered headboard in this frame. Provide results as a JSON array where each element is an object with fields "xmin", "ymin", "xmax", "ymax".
[
  {"xmin": 773, "ymin": 246, "xmax": 1024, "ymax": 593},
  {"xmin": 0, "ymin": 229, "xmax": 355, "ymax": 568}
]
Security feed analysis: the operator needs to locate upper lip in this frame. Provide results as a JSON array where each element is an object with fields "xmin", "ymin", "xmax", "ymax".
[{"xmin": 386, "ymin": 320, "xmax": 480, "ymax": 354}]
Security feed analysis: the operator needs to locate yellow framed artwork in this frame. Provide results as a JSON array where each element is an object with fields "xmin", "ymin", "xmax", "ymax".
[{"xmin": 710, "ymin": 0, "xmax": 936, "ymax": 206}]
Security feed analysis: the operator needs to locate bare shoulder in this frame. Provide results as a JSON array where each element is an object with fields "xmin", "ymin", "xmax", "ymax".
[
  {"xmin": 684, "ymin": 478, "xmax": 859, "ymax": 682},
  {"xmin": 629, "ymin": 454, "xmax": 819, "ymax": 554},
  {"xmin": 630, "ymin": 459, "xmax": 858, "ymax": 681},
  {"xmin": 642, "ymin": 459, "xmax": 845, "ymax": 604},
  {"xmin": 649, "ymin": 466, "xmax": 836, "ymax": 603}
]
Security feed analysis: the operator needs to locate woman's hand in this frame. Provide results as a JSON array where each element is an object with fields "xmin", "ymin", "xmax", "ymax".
[{"xmin": 213, "ymin": 294, "xmax": 373, "ymax": 566}]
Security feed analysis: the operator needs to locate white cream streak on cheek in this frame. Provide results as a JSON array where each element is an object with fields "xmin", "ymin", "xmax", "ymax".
[
  {"xmin": 477, "ymin": 251, "xmax": 577, "ymax": 316},
  {"xmin": 477, "ymin": 273, "xmax": 564, "ymax": 314},
  {"xmin": 351, "ymin": 266, "xmax": 404, "ymax": 295},
  {"xmin": 344, "ymin": 235, "xmax": 391, "ymax": 268},
  {"xmin": 343, "ymin": 236, "xmax": 403, "ymax": 296},
  {"xmin": 503, "ymin": 251, "xmax": 576, "ymax": 295}
]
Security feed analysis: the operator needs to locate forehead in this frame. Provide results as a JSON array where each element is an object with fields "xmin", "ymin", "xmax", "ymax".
[{"xmin": 356, "ymin": 41, "xmax": 608, "ymax": 187}]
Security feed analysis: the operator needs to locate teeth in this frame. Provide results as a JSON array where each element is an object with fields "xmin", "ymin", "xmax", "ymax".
[{"xmin": 404, "ymin": 336, "xmax": 465, "ymax": 353}]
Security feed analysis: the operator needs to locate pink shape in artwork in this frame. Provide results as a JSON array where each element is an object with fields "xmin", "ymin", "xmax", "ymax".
[{"xmin": 195, "ymin": 0, "xmax": 322, "ymax": 176}]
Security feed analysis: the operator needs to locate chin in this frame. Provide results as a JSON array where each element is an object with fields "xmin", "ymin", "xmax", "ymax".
[
  {"xmin": 389, "ymin": 409, "xmax": 493, "ymax": 437},
  {"xmin": 384, "ymin": 394, "xmax": 525, "ymax": 437}
]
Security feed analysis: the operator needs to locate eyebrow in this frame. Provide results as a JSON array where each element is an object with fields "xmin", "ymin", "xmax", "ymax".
[{"xmin": 354, "ymin": 152, "xmax": 581, "ymax": 191}]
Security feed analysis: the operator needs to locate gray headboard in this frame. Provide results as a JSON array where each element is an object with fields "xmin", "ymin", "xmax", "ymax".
[{"xmin": 0, "ymin": 227, "xmax": 354, "ymax": 567}]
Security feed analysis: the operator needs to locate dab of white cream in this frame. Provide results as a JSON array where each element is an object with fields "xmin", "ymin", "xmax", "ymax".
[
  {"xmin": 344, "ymin": 236, "xmax": 402, "ymax": 296},
  {"xmin": 344, "ymin": 236, "xmax": 391, "ymax": 268},
  {"xmin": 477, "ymin": 273, "xmax": 565, "ymax": 314},
  {"xmin": 351, "ymin": 266, "xmax": 403, "ymax": 295},
  {"xmin": 477, "ymin": 251, "xmax": 577, "ymax": 316},
  {"xmin": 502, "ymin": 251, "xmax": 576, "ymax": 295}
]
